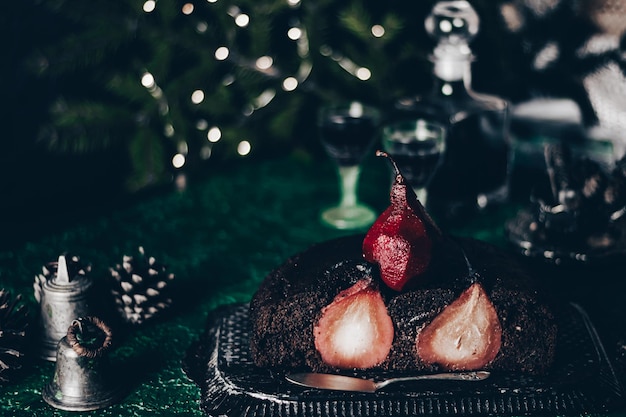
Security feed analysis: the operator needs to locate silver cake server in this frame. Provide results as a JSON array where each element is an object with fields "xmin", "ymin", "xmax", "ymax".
[{"xmin": 285, "ymin": 371, "xmax": 490, "ymax": 393}]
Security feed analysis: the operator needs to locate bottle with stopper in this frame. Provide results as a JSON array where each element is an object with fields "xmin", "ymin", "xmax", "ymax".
[{"xmin": 394, "ymin": 0, "xmax": 511, "ymax": 223}]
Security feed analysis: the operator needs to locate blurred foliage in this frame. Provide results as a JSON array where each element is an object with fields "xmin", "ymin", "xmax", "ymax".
[
  {"xmin": 2, "ymin": 0, "xmax": 525, "ymax": 194},
  {"xmin": 8, "ymin": 0, "xmax": 618, "ymax": 199}
]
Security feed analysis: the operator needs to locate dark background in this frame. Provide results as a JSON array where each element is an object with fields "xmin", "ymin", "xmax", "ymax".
[{"xmin": 1, "ymin": 0, "xmax": 624, "ymax": 248}]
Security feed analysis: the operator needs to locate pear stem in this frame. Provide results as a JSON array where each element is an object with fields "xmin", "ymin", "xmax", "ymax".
[{"xmin": 375, "ymin": 150, "xmax": 401, "ymax": 177}]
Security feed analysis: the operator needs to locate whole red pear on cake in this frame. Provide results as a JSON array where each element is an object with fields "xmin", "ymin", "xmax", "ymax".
[{"xmin": 363, "ymin": 151, "xmax": 442, "ymax": 291}]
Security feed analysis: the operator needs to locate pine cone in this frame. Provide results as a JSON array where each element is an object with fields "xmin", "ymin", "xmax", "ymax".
[
  {"xmin": 33, "ymin": 254, "xmax": 92, "ymax": 303},
  {"xmin": 109, "ymin": 247, "xmax": 175, "ymax": 325},
  {"xmin": 0, "ymin": 289, "xmax": 29, "ymax": 384}
]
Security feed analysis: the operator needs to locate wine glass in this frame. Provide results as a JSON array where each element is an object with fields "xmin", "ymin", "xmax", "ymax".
[
  {"xmin": 381, "ymin": 119, "xmax": 447, "ymax": 206},
  {"xmin": 318, "ymin": 101, "xmax": 381, "ymax": 230}
]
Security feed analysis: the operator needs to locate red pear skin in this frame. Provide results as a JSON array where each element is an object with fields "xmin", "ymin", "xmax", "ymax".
[
  {"xmin": 314, "ymin": 278, "xmax": 394, "ymax": 369},
  {"xmin": 416, "ymin": 282, "xmax": 502, "ymax": 370},
  {"xmin": 363, "ymin": 151, "xmax": 441, "ymax": 291}
]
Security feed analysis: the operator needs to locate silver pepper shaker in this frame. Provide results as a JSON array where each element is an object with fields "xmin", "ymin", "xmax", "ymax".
[{"xmin": 34, "ymin": 255, "xmax": 96, "ymax": 361}]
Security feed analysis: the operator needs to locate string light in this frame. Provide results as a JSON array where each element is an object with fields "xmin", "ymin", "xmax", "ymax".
[
  {"xmin": 282, "ymin": 77, "xmax": 298, "ymax": 91},
  {"xmin": 356, "ymin": 67, "xmax": 371, "ymax": 80},
  {"xmin": 321, "ymin": 46, "xmax": 371, "ymax": 81},
  {"xmin": 287, "ymin": 27, "xmax": 302, "ymax": 40},
  {"xmin": 182, "ymin": 3, "xmax": 194, "ymax": 15},
  {"xmin": 237, "ymin": 140, "xmax": 251, "ymax": 156},
  {"xmin": 200, "ymin": 145, "xmax": 212, "ymax": 159},
  {"xmin": 191, "ymin": 90, "xmax": 205, "ymax": 104},
  {"xmin": 141, "ymin": 72, "xmax": 155, "ymax": 89},
  {"xmin": 242, "ymin": 104, "xmax": 254, "ymax": 116},
  {"xmin": 207, "ymin": 127, "xmax": 221, "ymax": 142},
  {"xmin": 215, "ymin": 47, "xmax": 229, "ymax": 60},
  {"xmin": 196, "ymin": 22, "xmax": 208, "ymax": 33},
  {"xmin": 196, "ymin": 119, "xmax": 208, "ymax": 130},
  {"xmin": 295, "ymin": 27, "xmax": 310, "ymax": 58},
  {"xmin": 158, "ymin": 100, "xmax": 169, "ymax": 115},
  {"xmin": 371, "ymin": 25, "xmax": 385, "ymax": 37},
  {"xmin": 175, "ymin": 172, "xmax": 187, "ymax": 190},
  {"xmin": 222, "ymin": 74, "xmax": 235, "ymax": 85},
  {"xmin": 172, "ymin": 153, "xmax": 186, "ymax": 168},
  {"xmin": 151, "ymin": 0, "xmax": 379, "ymax": 169},
  {"xmin": 252, "ymin": 89, "xmax": 276, "ymax": 109},
  {"xmin": 255, "ymin": 56, "xmax": 273, "ymax": 70},
  {"xmin": 296, "ymin": 61, "xmax": 312, "ymax": 81},
  {"xmin": 235, "ymin": 14, "xmax": 250, "ymax": 27},
  {"xmin": 143, "ymin": 0, "xmax": 156, "ymax": 13}
]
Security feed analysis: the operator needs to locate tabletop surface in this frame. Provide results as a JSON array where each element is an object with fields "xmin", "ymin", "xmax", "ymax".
[{"xmin": 1, "ymin": 154, "xmax": 625, "ymax": 416}]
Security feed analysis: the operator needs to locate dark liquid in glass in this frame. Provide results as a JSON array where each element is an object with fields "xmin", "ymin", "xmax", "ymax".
[
  {"xmin": 319, "ymin": 115, "xmax": 377, "ymax": 166},
  {"xmin": 384, "ymin": 139, "xmax": 442, "ymax": 188}
]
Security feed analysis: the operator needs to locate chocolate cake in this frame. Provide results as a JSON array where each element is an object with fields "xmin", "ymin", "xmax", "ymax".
[
  {"xmin": 249, "ymin": 234, "xmax": 556, "ymax": 374},
  {"xmin": 250, "ymin": 152, "xmax": 557, "ymax": 375}
]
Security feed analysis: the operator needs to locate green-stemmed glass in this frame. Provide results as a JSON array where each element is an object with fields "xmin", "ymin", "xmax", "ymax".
[{"xmin": 318, "ymin": 101, "xmax": 381, "ymax": 230}]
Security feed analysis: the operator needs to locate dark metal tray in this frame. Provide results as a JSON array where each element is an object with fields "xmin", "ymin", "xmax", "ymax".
[{"xmin": 184, "ymin": 303, "xmax": 624, "ymax": 416}]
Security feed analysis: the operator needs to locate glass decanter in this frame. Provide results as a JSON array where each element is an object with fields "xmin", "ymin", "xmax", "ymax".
[{"xmin": 394, "ymin": 0, "xmax": 511, "ymax": 223}]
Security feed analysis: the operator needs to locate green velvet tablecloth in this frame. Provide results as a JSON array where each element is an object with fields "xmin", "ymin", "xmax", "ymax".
[{"xmin": 1, "ymin": 154, "xmax": 624, "ymax": 416}]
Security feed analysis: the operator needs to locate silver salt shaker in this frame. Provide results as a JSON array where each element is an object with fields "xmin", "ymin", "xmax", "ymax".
[{"xmin": 34, "ymin": 255, "xmax": 96, "ymax": 361}]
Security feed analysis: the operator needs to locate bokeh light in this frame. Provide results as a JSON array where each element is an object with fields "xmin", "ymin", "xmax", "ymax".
[
  {"xmin": 356, "ymin": 67, "xmax": 371, "ymax": 80},
  {"xmin": 200, "ymin": 145, "xmax": 212, "ymax": 160},
  {"xmin": 191, "ymin": 90, "xmax": 205, "ymax": 104},
  {"xmin": 141, "ymin": 72, "xmax": 155, "ymax": 88},
  {"xmin": 215, "ymin": 47, "xmax": 229, "ymax": 60},
  {"xmin": 237, "ymin": 140, "xmax": 251, "ymax": 156},
  {"xmin": 287, "ymin": 27, "xmax": 302, "ymax": 40},
  {"xmin": 196, "ymin": 119, "xmax": 208, "ymax": 130},
  {"xmin": 371, "ymin": 25, "xmax": 385, "ymax": 37},
  {"xmin": 143, "ymin": 0, "xmax": 156, "ymax": 13},
  {"xmin": 182, "ymin": 3, "xmax": 194, "ymax": 15},
  {"xmin": 172, "ymin": 153, "xmax": 186, "ymax": 168},
  {"xmin": 207, "ymin": 127, "xmax": 221, "ymax": 142},
  {"xmin": 256, "ymin": 56, "xmax": 273, "ymax": 70},
  {"xmin": 282, "ymin": 77, "xmax": 298, "ymax": 91},
  {"xmin": 235, "ymin": 14, "xmax": 250, "ymax": 27}
]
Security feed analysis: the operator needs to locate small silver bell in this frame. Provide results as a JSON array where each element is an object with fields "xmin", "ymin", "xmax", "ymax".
[
  {"xmin": 43, "ymin": 316, "xmax": 124, "ymax": 411},
  {"xmin": 34, "ymin": 255, "xmax": 96, "ymax": 361}
]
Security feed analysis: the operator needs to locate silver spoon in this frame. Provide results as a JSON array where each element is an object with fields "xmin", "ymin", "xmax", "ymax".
[{"xmin": 286, "ymin": 371, "xmax": 490, "ymax": 393}]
